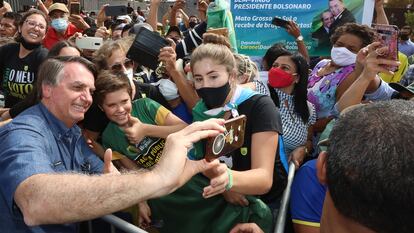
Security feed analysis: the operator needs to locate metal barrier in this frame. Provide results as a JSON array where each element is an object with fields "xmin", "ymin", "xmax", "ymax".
[
  {"xmin": 274, "ymin": 162, "xmax": 296, "ymax": 233},
  {"xmin": 99, "ymin": 214, "xmax": 148, "ymax": 233}
]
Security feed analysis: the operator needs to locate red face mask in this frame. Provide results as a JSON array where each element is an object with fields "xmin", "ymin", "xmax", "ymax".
[{"xmin": 268, "ymin": 67, "xmax": 294, "ymax": 88}]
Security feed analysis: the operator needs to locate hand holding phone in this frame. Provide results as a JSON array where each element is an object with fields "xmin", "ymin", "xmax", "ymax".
[
  {"xmin": 271, "ymin": 17, "xmax": 289, "ymax": 29},
  {"xmin": 204, "ymin": 115, "xmax": 246, "ymax": 161}
]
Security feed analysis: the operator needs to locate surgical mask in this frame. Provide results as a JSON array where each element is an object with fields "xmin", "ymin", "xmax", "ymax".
[
  {"xmin": 331, "ymin": 46, "xmax": 357, "ymax": 67},
  {"xmin": 268, "ymin": 67, "xmax": 295, "ymax": 88},
  {"xmin": 51, "ymin": 18, "xmax": 68, "ymax": 32},
  {"xmin": 196, "ymin": 82, "xmax": 230, "ymax": 109},
  {"xmin": 124, "ymin": 69, "xmax": 134, "ymax": 82},
  {"xmin": 157, "ymin": 79, "xmax": 179, "ymax": 101}
]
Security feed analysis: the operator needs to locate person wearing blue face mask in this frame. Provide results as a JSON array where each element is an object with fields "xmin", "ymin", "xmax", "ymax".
[
  {"xmin": 43, "ymin": 3, "xmax": 86, "ymax": 50},
  {"xmin": 307, "ymin": 23, "xmax": 375, "ymax": 136}
]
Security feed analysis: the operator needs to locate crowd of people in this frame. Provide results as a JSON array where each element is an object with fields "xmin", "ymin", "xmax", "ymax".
[{"xmin": 0, "ymin": 0, "xmax": 413, "ymax": 233}]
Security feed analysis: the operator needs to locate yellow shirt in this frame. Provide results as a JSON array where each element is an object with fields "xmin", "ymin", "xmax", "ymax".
[{"xmin": 379, "ymin": 52, "xmax": 408, "ymax": 83}]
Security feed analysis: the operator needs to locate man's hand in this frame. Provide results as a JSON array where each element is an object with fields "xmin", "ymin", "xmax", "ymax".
[
  {"xmin": 222, "ymin": 190, "xmax": 249, "ymax": 206},
  {"xmin": 230, "ymin": 223, "xmax": 264, "ymax": 233},
  {"xmin": 121, "ymin": 115, "xmax": 147, "ymax": 145},
  {"xmin": 103, "ymin": 148, "xmax": 120, "ymax": 175},
  {"xmin": 97, "ymin": 4, "xmax": 109, "ymax": 27},
  {"xmin": 154, "ymin": 119, "xmax": 226, "ymax": 192},
  {"xmin": 69, "ymin": 14, "xmax": 90, "ymax": 31},
  {"xmin": 0, "ymin": 1, "xmax": 12, "ymax": 18},
  {"xmin": 138, "ymin": 201, "xmax": 152, "ymax": 228}
]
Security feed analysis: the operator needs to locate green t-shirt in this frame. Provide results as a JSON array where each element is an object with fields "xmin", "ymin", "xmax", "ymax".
[{"xmin": 102, "ymin": 98, "xmax": 170, "ymax": 168}]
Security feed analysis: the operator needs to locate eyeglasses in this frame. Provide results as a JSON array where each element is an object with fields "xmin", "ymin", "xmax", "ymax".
[
  {"xmin": 110, "ymin": 59, "xmax": 134, "ymax": 72},
  {"xmin": 25, "ymin": 20, "xmax": 46, "ymax": 31}
]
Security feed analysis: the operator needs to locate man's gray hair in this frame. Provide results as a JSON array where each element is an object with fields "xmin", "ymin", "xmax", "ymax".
[{"xmin": 36, "ymin": 56, "xmax": 97, "ymax": 99}]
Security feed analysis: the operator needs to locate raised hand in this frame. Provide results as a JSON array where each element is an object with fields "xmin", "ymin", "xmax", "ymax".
[
  {"xmin": 121, "ymin": 115, "xmax": 146, "ymax": 145},
  {"xmin": 103, "ymin": 148, "xmax": 120, "ymax": 175}
]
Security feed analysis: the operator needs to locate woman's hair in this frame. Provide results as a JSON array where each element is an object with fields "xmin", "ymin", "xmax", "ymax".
[
  {"xmin": 92, "ymin": 36, "xmax": 133, "ymax": 71},
  {"xmin": 15, "ymin": 9, "xmax": 48, "ymax": 43},
  {"xmin": 330, "ymin": 23, "xmax": 375, "ymax": 48},
  {"xmin": 202, "ymin": 32, "xmax": 231, "ymax": 49},
  {"xmin": 94, "ymin": 70, "xmax": 132, "ymax": 107},
  {"xmin": 262, "ymin": 43, "xmax": 290, "ymax": 71},
  {"xmin": 190, "ymin": 43, "xmax": 235, "ymax": 74},
  {"xmin": 288, "ymin": 53, "xmax": 311, "ymax": 124},
  {"xmin": 47, "ymin": 41, "xmax": 81, "ymax": 58},
  {"xmin": 234, "ymin": 54, "xmax": 258, "ymax": 83}
]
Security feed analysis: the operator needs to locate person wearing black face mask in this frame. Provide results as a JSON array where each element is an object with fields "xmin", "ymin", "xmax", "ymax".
[
  {"xmin": 144, "ymin": 42, "xmax": 284, "ymax": 233},
  {"xmin": 398, "ymin": 25, "xmax": 414, "ymax": 57},
  {"xmin": 0, "ymin": 10, "xmax": 48, "ymax": 108}
]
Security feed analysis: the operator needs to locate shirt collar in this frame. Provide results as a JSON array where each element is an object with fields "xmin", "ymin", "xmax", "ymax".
[{"xmin": 38, "ymin": 103, "xmax": 81, "ymax": 140}]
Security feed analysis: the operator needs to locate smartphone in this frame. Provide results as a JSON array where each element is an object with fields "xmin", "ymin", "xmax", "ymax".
[
  {"xmin": 105, "ymin": 5, "xmax": 128, "ymax": 17},
  {"xmin": 70, "ymin": 2, "xmax": 80, "ymax": 15},
  {"xmin": 271, "ymin": 17, "xmax": 289, "ymax": 29},
  {"xmin": 127, "ymin": 27, "xmax": 170, "ymax": 70},
  {"xmin": 204, "ymin": 115, "xmax": 247, "ymax": 161},
  {"xmin": 373, "ymin": 24, "xmax": 399, "ymax": 71},
  {"xmin": 75, "ymin": 37, "xmax": 103, "ymax": 50}
]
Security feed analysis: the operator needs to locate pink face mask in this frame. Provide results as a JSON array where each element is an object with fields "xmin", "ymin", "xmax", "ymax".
[{"xmin": 268, "ymin": 67, "xmax": 294, "ymax": 88}]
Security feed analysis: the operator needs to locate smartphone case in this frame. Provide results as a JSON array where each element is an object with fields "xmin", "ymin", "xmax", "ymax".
[
  {"xmin": 204, "ymin": 115, "xmax": 247, "ymax": 161},
  {"xmin": 127, "ymin": 27, "xmax": 170, "ymax": 70},
  {"xmin": 373, "ymin": 24, "xmax": 399, "ymax": 72},
  {"xmin": 75, "ymin": 37, "xmax": 103, "ymax": 50},
  {"xmin": 271, "ymin": 17, "xmax": 289, "ymax": 29}
]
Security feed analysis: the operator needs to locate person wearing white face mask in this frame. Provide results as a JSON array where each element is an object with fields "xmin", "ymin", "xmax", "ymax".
[
  {"xmin": 307, "ymin": 23, "xmax": 375, "ymax": 135},
  {"xmin": 43, "ymin": 3, "xmax": 89, "ymax": 49}
]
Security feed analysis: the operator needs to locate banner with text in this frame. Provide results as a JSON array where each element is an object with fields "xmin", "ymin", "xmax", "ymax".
[{"xmin": 232, "ymin": 0, "xmax": 374, "ymax": 57}]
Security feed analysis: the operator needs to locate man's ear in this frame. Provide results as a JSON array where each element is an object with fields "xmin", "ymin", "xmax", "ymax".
[
  {"xmin": 41, "ymin": 84, "xmax": 52, "ymax": 99},
  {"xmin": 317, "ymin": 151, "xmax": 328, "ymax": 184}
]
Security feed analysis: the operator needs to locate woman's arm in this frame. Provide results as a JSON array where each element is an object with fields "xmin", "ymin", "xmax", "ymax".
[
  {"xmin": 147, "ymin": 0, "xmax": 161, "ymax": 33},
  {"xmin": 230, "ymin": 131, "xmax": 278, "ymax": 195}
]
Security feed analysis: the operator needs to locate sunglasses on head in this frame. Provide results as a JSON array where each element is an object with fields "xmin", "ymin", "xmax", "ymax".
[{"xmin": 110, "ymin": 59, "xmax": 134, "ymax": 72}]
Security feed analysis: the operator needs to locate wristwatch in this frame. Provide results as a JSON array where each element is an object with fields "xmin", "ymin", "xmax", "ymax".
[{"xmin": 296, "ymin": 35, "xmax": 304, "ymax": 42}]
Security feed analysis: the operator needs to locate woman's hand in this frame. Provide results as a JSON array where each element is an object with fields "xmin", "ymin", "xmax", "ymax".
[
  {"xmin": 289, "ymin": 146, "xmax": 307, "ymax": 169},
  {"xmin": 286, "ymin": 21, "xmax": 301, "ymax": 39},
  {"xmin": 222, "ymin": 190, "xmax": 249, "ymax": 206},
  {"xmin": 360, "ymin": 42, "xmax": 400, "ymax": 79},
  {"xmin": 202, "ymin": 162, "xmax": 229, "ymax": 198},
  {"xmin": 138, "ymin": 201, "xmax": 152, "ymax": 228}
]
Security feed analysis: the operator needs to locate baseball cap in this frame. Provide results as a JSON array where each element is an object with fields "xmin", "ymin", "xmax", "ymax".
[
  {"xmin": 166, "ymin": 25, "xmax": 182, "ymax": 37},
  {"xmin": 48, "ymin": 3, "xmax": 69, "ymax": 15}
]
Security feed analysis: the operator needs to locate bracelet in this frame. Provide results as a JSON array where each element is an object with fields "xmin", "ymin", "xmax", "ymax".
[{"xmin": 225, "ymin": 168, "xmax": 233, "ymax": 191}]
